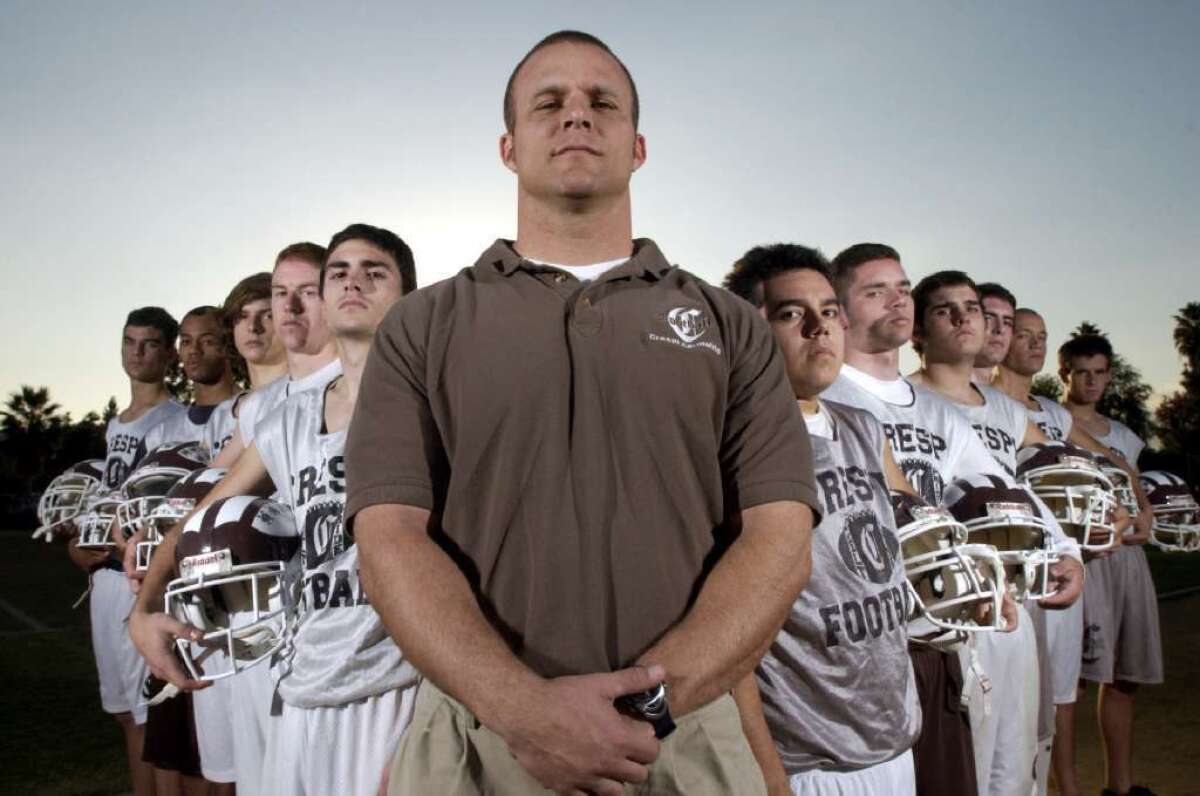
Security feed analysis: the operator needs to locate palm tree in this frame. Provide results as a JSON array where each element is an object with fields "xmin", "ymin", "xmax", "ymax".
[{"xmin": 1, "ymin": 386, "xmax": 66, "ymax": 435}]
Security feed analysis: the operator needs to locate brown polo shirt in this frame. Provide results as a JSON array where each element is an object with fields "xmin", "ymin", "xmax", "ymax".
[{"xmin": 346, "ymin": 238, "xmax": 819, "ymax": 678}]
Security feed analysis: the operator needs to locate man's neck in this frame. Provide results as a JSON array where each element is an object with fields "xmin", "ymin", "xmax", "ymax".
[
  {"xmin": 287, "ymin": 342, "xmax": 337, "ymax": 381},
  {"xmin": 192, "ymin": 372, "xmax": 237, "ymax": 406},
  {"xmin": 993, "ymin": 366, "xmax": 1033, "ymax": 407},
  {"xmin": 513, "ymin": 190, "xmax": 634, "ymax": 265},
  {"xmin": 843, "ymin": 347, "xmax": 901, "ymax": 381},
  {"xmin": 972, "ymin": 366, "xmax": 995, "ymax": 385},
  {"xmin": 797, "ymin": 397, "xmax": 820, "ymax": 416},
  {"xmin": 124, "ymin": 380, "xmax": 170, "ymax": 419},
  {"xmin": 248, "ymin": 359, "xmax": 289, "ymax": 390},
  {"xmin": 912, "ymin": 359, "xmax": 980, "ymax": 405},
  {"xmin": 334, "ymin": 335, "xmax": 370, "ymax": 401},
  {"xmin": 1065, "ymin": 397, "xmax": 1102, "ymax": 422}
]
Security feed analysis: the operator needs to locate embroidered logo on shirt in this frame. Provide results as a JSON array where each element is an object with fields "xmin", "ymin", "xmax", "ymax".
[{"xmin": 648, "ymin": 307, "xmax": 722, "ymax": 355}]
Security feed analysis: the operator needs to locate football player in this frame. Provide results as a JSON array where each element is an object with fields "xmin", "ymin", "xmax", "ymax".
[
  {"xmin": 820, "ymin": 246, "xmax": 1081, "ymax": 796},
  {"xmin": 725, "ymin": 243, "xmax": 976, "ymax": 794},
  {"xmin": 138, "ymin": 305, "xmax": 238, "ymax": 454},
  {"xmin": 70, "ymin": 306, "xmax": 186, "ymax": 796},
  {"xmin": 1059, "ymin": 334, "xmax": 1163, "ymax": 796},
  {"xmin": 906, "ymin": 271, "xmax": 1088, "ymax": 796},
  {"xmin": 971, "ymin": 283, "xmax": 1017, "ymax": 386}
]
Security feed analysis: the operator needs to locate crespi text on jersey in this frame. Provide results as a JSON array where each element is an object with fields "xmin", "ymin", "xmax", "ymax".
[
  {"xmin": 292, "ymin": 456, "xmax": 346, "ymax": 506},
  {"xmin": 881, "ymin": 423, "xmax": 947, "ymax": 459}
]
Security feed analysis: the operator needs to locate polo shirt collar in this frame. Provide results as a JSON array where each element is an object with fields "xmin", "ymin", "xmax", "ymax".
[{"xmin": 476, "ymin": 238, "xmax": 673, "ymax": 282}]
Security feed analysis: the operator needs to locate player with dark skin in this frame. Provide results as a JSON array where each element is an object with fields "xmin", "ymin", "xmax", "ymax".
[{"xmin": 177, "ymin": 310, "xmax": 237, "ymax": 406}]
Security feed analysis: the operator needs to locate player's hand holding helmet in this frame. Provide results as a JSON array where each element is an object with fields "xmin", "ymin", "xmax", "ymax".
[
  {"xmin": 945, "ymin": 475, "xmax": 1059, "ymax": 603},
  {"xmin": 891, "ymin": 490, "xmax": 1007, "ymax": 647},
  {"xmin": 1017, "ymin": 442, "xmax": 1119, "ymax": 554},
  {"xmin": 165, "ymin": 495, "xmax": 300, "ymax": 681},
  {"xmin": 1140, "ymin": 470, "xmax": 1200, "ymax": 552},
  {"xmin": 33, "ymin": 459, "xmax": 104, "ymax": 541}
]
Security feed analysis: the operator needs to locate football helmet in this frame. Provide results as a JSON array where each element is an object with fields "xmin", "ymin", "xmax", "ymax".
[
  {"xmin": 1140, "ymin": 470, "xmax": 1200, "ymax": 552},
  {"xmin": 892, "ymin": 491, "xmax": 1006, "ymax": 645},
  {"xmin": 946, "ymin": 474, "xmax": 1059, "ymax": 602},
  {"xmin": 75, "ymin": 491, "xmax": 125, "ymax": 549},
  {"xmin": 1017, "ymin": 442, "xmax": 1119, "ymax": 553},
  {"xmin": 116, "ymin": 442, "xmax": 210, "ymax": 546},
  {"xmin": 135, "ymin": 467, "xmax": 227, "ymax": 572},
  {"xmin": 165, "ymin": 496, "xmax": 300, "ymax": 681},
  {"xmin": 33, "ymin": 460, "xmax": 105, "ymax": 541},
  {"xmin": 1094, "ymin": 455, "xmax": 1139, "ymax": 519}
]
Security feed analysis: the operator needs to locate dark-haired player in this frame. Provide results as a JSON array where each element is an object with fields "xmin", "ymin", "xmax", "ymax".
[{"xmin": 1059, "ymin": 334, "xmax": 1162, "ymax": 796}]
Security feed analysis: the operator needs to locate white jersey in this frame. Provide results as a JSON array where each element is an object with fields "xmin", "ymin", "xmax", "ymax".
[
  {"xmin": 138, "ymin": 402, "xmax": 224, "ymax": 457},
  {"xmin": 1095, "ymin": 417, "xmax": 1145, "ymax": 468},
  {"xmin": 103, "ymin": 400, "xmax": 186, "ymax": 489},
  {"xmin": 197, "ymin": 395, "xmax": 241, "ymax": 457},
  {"xmin": 823, "ymin": 365, "xmax": 1008, "ymax": 505},
  {"xmin": 956, "ymin": 384, "xmax": 1028, "ymax": 477},
  {"xmin": 256, "ymin": 386, "xmax": 417, "ymax": 708},
  {"xmin": 1029, "ymin": 395, "xmax": 1072, "ymax": 442},
  {"xmin": 239, "ymin": 360, "xmax": 343, "ymax": 446}
]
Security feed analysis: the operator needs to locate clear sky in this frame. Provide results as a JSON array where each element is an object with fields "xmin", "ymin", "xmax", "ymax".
[{"xmin": 2, "ymin": 2, "xmax": 1197, "ymax": 419}]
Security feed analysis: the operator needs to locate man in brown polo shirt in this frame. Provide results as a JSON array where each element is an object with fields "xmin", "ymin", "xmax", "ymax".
[{"xmin": 349, "ymin": 31, "xmax": 820, "ymax": 795}]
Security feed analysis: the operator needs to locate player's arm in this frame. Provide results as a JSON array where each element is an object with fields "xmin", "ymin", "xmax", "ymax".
[
  {"xmin": 883, "ymin": 444, "xmax": 917, "ymax": 495},
  {"xmin": 356, "ymin": 503, "xmax": 663, "ymax": 792},
  {"xmin": 210, "ymin": 426, "xmax": 245, "ymax": 469},
  {"xmin": 636, "ymin": 499, "xmax": 814, "ymax": 715},
  {"xmin": 1020, "ymin": 419, "xmax": 1048, "ymax": 447},
  {"xmin": 731, "ymin": 673, "xmax": 789, "ymax": 796},
  {"xmin": 127, "ymin": 442, "xmax": 274, "ymax": 689}
]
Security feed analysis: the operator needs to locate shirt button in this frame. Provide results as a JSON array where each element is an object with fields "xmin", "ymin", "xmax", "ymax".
[{"xmin": 554, "ymin": 273, "xmax": 568, "ymax": 283}]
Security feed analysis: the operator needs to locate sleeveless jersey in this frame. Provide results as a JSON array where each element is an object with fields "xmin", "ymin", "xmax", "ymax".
[
  {"xmin": 103, "ymin": 400, "xmax": 186, "ymax": 489},
  {"xmin": 956, "ymin": 384, "xmax": 1028, "ymax": 477},
  {"xmin": 256, "ymin": 386, "xmax": 417, "ymax": 708},
  {"xmin": 1029, "ymin": 395, "xmax": 1072, "ymax": 442},
  {"xmin": 239, "ymin": 360, "xmax": 343, "ymax": 446},
  {"xmin": 138, "ymin": 403, "xmax": 220, "ymax": 457},
  {"xmin": 1094, "ymin": 417, "xmax": 1145, "ymax": 468},
  {"xmin": 198, "ymin": 395, "xmax": 240, "ymax": 457},
  {"xmin": 757, "ymin": 401, "xmax": 919, "ymax": 772}
]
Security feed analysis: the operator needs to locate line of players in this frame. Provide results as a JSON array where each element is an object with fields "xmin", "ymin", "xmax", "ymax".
[{"xmin": 33, "ymin": 233, "xmax": 1198, "ymax": 796}]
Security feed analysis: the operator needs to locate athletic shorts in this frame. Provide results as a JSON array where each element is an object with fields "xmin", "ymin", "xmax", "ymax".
[
  {"xmin": 908, "ymin": 644, "xmax": 977, "ymax": 796},
  {"xmin": 228, "ymin": 661, "xmax": 277, "ymax": 795},
  {"xmin": 1080, "ymin": 546, "xmax": 1164, "ymax": 685},
  {"xmin": 1024, "ymin": 602, "xmax": 1055, "ymax": 741},
  {"xmin": 959, "ymin": 604, "xmax": 1038, "ymax": 796},
  {"xmin": 89, "ymin": 568, "xmax": 148, "ymax": 724},
  {"xmin": 388, "ymin": 679, "xmax": 766, "ymax": 795},
  {"xmin": 142, "ymin": 688, "xmax": 202, "ymax": 777},
  {"xmin": 786, "ymin": 750, "xmax": 915, "ymax": 795},
  {"xmin": 1043, "ymin": 598, "xmax": 1083, "ymax": 704},
  {"xmin": 261, "ymin": 686, "xmax": 417, "ymax": 796},
  {"xmin": 193, "ymin": 676, "xmax": 236, "ymax": 783}
]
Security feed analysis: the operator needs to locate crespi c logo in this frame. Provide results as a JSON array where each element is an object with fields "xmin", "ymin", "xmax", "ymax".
[{"xmin": 667, "ymin": 307, "xmax": 710, "ymax": 343}]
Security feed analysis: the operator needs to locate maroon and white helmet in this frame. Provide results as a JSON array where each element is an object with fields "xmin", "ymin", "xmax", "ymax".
[
  {"xmin": 1017, "ymin": 442, "xmax": 1118, "ymax": 553},
  {"xmin": 117, "ymin": 442, "xmax": 211, "ymax": 543},
  {"xmin": 1094, "ymin": 454, "xmax": 1139, "ymax": 518},
  {"xmin": 75, "ymin": 491, "xmax": 125, "ymax": 549},
  {"xmin": 165, "ymin": 496, "xmax": 300, "ymax": 680},
  {"xmin": 945, "ymin": 474, "xmax": 1058, "ymax": 602},
  {"xmin": 33, "ymin": 460, "xmax": 105, "ymax": 541},
  {"xmin": 135, "ymin": 467, "xmax": 227, "ymax": 572},
  {"xmin": 892, "ymin": 490, "xmax": 1006, "ymax": 646},
  {"xmin": 1140, "ymin": 471, "xmax": 1200, "ymax": 552}
]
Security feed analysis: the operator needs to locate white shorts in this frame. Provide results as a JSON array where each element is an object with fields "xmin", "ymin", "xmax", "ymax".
[
  {"xmin": 787, "ymin": 750, "xmax": 915, "ymax": 796},
  {"xmin": 959, "ymin": 603, "xmax": 1039, "ymax": 796},
  {"xmin": 228, "ymin": 662, "xmax": 277, "ymax": 795},
  {"xmin": 193, "ymin": 676, "xmax": 236, "ymax": 783},
  {"xmin": 1044, "ymin": 598, "xmax": 1083, "ymax": 704},
  {"xmin": 89, "ymin": 568, "xmax": 147, "ymax": 724},
  {"xmin": 261, "ymin": 686, "xmax": 418, "ymax": 796}
]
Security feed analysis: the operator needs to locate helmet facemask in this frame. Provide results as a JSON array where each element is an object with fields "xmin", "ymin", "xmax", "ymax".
[
  {"xmin": 1021, "ymin": 455, "xmax": 1119, "ymax": 553},
  {"xmin": 961, "ymin": 502, "xmax": 1059, "ymax": 602}
]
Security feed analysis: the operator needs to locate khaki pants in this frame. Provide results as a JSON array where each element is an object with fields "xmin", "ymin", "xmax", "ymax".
[{"xmin": 388, "ymin": 679, "xmax": 767, "ymax": 795}]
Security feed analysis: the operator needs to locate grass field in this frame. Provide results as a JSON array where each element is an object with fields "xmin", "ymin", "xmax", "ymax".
[{"xmin": 1, "ymin": 531, "xmax": 1198, "ymax": 795}]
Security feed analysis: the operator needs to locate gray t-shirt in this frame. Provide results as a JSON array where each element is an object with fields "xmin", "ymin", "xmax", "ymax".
[
  {"xmin": 256, "ymin": 386, "xmax": 417, "ymax": 708},
  {"xmin": 1029, "ymin": 395, "xmax": 1072, "ymax": 442},
  {"xmin": 757, "ymin": 401, "xmax": 919, "ymax": 772},
  {"xmin": 103, "ymin": 400, "xmax": 187, "ymax": 488}
]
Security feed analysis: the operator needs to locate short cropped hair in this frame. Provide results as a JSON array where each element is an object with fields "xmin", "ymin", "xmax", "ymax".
[
  {"xmin": 124, "ymin": 306, "xmax": 179, "ymax": 350},
  {"xmin": 503, "ymin": 30, "xmax": 639, "ymax": 133},
  {"xmin": 723, "ymin": 243, "xmax": 832, "ymax": 308},
  {"xmin": 1058, "ymin": 334, "xmax": 1114, "ymax": 371},
  {"xmin": 829, "ymin": 243, "xmax": 902, "ymax": 302},
  {"xmin": 275, "ymin": 242, "xmax": 326, "ymax": 269},
  {"xmin": 911, "ymin": 270, "xmax": 978, "ymax": 355},
  {"xmin": 977, "ymin": 282, "xmax": 1017, "ymax": 310},
  {"xmin": 324, "ymin": 223, "xmax": 417, "ymax": 295},
  {"xmin": 182, "ymin": 305, "xmax": 223, "ymax": 328}
]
